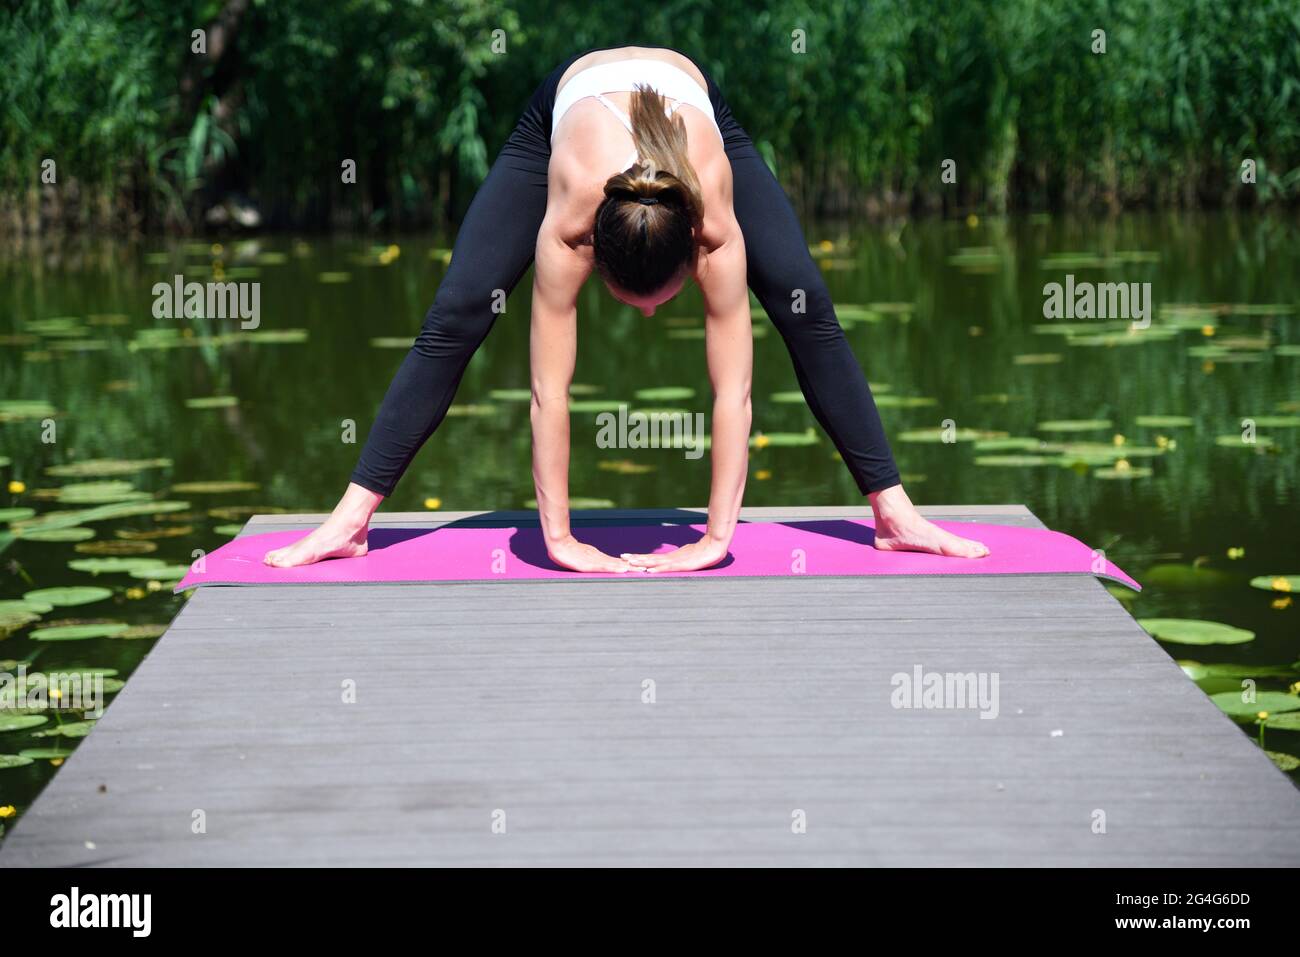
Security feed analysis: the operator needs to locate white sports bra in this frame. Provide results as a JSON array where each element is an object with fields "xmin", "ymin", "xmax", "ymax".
[{"xmin": 551, "ymin": 58, "xmax": 724, "ymax": 168}]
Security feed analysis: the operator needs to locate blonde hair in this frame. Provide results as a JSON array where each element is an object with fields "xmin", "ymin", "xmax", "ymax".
[{"xmin": 593, "ymin": 85, "xmax": 704, "ymax": 294}]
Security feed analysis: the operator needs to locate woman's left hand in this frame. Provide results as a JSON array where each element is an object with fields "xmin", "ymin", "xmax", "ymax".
[{"xmin": 621, "ymin": 536, "xmax": 730, "ymax": 573}]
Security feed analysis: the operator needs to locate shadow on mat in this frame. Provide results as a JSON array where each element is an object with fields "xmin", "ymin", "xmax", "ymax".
[
  {"xmin": 507, "ymin": 524, "xmax": 736, "ymax": 571},
  {"xmin": 779, "ymin": 519, "xmax": 877, "ymax": 548},
  {"xmin": 361, "ymin": 511, "xmax": 875, "ymax": 572}
]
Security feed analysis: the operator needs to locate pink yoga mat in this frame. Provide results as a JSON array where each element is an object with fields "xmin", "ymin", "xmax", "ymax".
[{"xmin": 175, "ymin": 520, "xmax": 1139, "ymax": 591}]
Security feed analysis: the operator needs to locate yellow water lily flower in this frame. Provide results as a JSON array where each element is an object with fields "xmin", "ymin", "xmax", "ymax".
[
  {"xmin": 7, "ymin": 480, "xmax": 25, "ymax": 494},
  {"xmin": 126, "ymin": 587, "xmax": 146, "ymax": 600},
  {"xmin": 755, "ymin": 470, "xmax": 772, "ymax": 480},
  {"xmin": 1226, "ymin": 547, "xmax": 1245, "ymax": 560},
  {"xmin": 49, "ymin": 688, "xmax": 62, "ymax": 701},
  {"xmin": 424, "ymin": 497, "xmax": 441, "ymax": 510},
  {"xmin": 1272, "ymin": 596, "xmax": 1292, "ymax": 610},
  {"xmin": 1257, "ymin": 711, "xmax": 1269, "ymax": 721},
  {"xmin": 1112, "ymin": 434, "xmax": 1126, "ymax": 446},
  {"xmin": 0, "ymin": 806, "xmax": 16, "ymax": 819},
  {"xmin": 966, "ymin": 213, "xmax": 980, "ymax": 228},
  {"xmin": 378, "ymin": 244, "xmax": 401, "ymax": 265},
  {"xmin": 1201, "ymin": 324, "xmax": 1216, "ymax": 337},
  {"xmin": 50, "ymin": 758, "xmax": 63, "ymax": 767},
  {"xmin": 753, "ymin": 434, "xmax": 770, "ymax": 449},
  {"xmin": 1271, "ymin": 576, "xmax": 1292, "ymax": 592}
]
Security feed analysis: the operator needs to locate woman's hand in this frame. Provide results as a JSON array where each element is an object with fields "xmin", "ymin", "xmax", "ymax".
[
  {"xmin": 621, "ymin": 534, "xmax": 730, "ymax": 573},
  {"xmin": 548, "ymin": 534, "xmax": 633, "ymax": 573}
]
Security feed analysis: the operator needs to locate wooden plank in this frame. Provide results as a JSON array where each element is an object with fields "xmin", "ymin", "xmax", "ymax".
[{"xmin": 2, "ymin": 505, "xmax": 1297, "ymax": 867}]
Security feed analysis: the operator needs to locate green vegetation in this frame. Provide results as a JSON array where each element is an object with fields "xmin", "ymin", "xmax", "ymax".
[{"xmin": 3, "ymin": 0, "xmax": 1298, "ymax": 232}]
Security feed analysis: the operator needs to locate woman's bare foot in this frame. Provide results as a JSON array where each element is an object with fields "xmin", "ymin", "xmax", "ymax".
[
  {"xmin": 870, "ymin": 485, "xmax": 989, "ymax": 559},
  {"xmin": 264, "ymin": 522, "xmax": 369, "ymax": 567},
  {"xmin": 263, "ymin": 482, "xmax": 383, "ymax": 568}
]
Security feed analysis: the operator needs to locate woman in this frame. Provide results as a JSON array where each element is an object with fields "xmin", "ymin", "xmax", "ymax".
[{"xmin": 265, "ymin": 46, "xmax": 988, "ymax": 573}]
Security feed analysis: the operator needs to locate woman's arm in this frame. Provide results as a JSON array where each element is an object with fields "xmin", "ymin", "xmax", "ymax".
[
  {"xmin": 530, "ymin": 185, "xmax": 632, "ymax": 573},
  {"xmin": 624, "ymin": 160, "xmax": 753, "ymax": 573}
]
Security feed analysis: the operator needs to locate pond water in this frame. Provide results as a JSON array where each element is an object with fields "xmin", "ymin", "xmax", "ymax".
[{"xmin": 1, "ymin": 212, "xmax": 1298, "ymax": 836}]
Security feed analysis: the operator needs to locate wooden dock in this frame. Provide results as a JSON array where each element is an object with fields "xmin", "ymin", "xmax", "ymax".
[{"xmin": 2, "ymin": 505, "xmax": 1298, "ymax": 867}]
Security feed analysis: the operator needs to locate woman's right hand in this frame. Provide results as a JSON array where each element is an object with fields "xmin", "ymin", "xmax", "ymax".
[{"xmin": 547, "ymin": 534, "xmax": 633, "ymax": 574}]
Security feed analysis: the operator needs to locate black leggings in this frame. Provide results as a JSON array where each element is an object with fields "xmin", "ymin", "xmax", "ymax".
[{"xmin": 351, "ymin": 49, "xmax": 900, "ymax": 497}]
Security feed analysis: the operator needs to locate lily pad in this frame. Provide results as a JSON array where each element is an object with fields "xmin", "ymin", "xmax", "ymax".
[
  {"xmin": 0, "ymin": 508, "xmax": 36, "ymax": 523},
  {"xmin": 73, "ymin": 540, "xmax": 155, "ymax": 555},
  {"xmin": 751, "ymin": 429, "xmax": 820, "ymax": 448},
  {"xmin": 0, "ymin": 598, "xmax": 53, "ymax": 614},
  {"xmin": 1135, "ymin": 415, "xmax": 1194, "ymax": 428},
  {"xmin": 1142, "ymin": 563, "xmax": 1236, "ymax": 589},
  {"xmin": 115, "ymin": 525, "xmax": 193, "ymax": 540},
  {"xmin": 1250, "ymin": 575, "xmax": 1299, "ymax": 593},
  {"xmin": 17, "ymin": 748, "xmax": 71, "ymax": 761},
  {"xmin": 897, "ymin": 428, "xmax": 1005, "ymax": 444},
  {"xmin": 0, "ymin": 611, "xmax": 40, "ymax": 631},
  {"xmin": 1214, "ymin": 435, "xmax": 1275, "ymax": 449},
  {"xmin": 30, "ymin": 623, "xmax": 129, "ymax": 641},
  {"xmin": 45, "ymin": 458, "xmax": 172, "ymax": 478},
  {"xmin": 487, "ymin": 389, "xmax": 532, "ymax": 402},
  {"xmin": 0, "ymin": 399, "xmax": 58, "ymax": 421},
  {"xmin": 634, "ymin": 387, "xmax": 695, "ymax": 401},
  {"xmin": 185, "ymin": 396, "xmax": 238, "ymax": 410},
  {"xmin": 974, "ymin": 455, "xmax": 1058, "ymax": 467},
  {"xmin": 0, "ymin": 715, "xmax": 47, "ymax": 733},
  {"xmin": 568, "ymin": 400, "xmax": 625, "ymax": 413},
  {"xmin": 1179, "ymin": 662, "xmax": 1297, "ymax": 682},
  {"xmin": 111, "ymin": 623, "xmax": 168, "ymax": 640},
  {"xmin": 53, "ymin": 481, "xmax": 146, "ymax": 504},
  {"xmin": 68, "ymin": 557, "xmax": 165, "ymax": 575},
  {"xmin": 1264, "ymin": 712, "xmax": 1300, "ymax": 731},
  {"xmin": 1138, "ymin": 618, "xmax": 1254, "ymax": 645},
  {"xmin": 973, "ymin": 437, "xmax": 1045, "ymax": 452},
  {"xmin": 524, "ymin": 498, "xmax": 614, "ymax": 509},
  {"xmin": 1266, "ymin": 751, "xmax": 1300, "ymax": 772},
  {"xmin": 369, "ymin": 337, "xmax": 412, "ymax": 349},
  {"xmin": 1093, "ymin": 466, "xmax": 1154, "ymax": 479},
  {"xmin": 22, "ymin": 587, "xmax": 113, "ymax": 607},
  {"xmin": 1037, "ymin": 419, "xmax": 1113, "ymax": 432},
  {"xmin": 127, "ymin": 564, "xmax": 190, "ymax": 580},
  {"xmin": 33, "ymin": 721, "xmax": 96, "ymax": 738},
  {"xmin": 874, "ymin": 395, "xmax": 938, "ymax": 409},
  {"xmin": 1209, "ymin": 691, "xmax": 1300, "ymax": 718},
  {"xmin": 212, "ymin": 524, "xmax": 245, "ymax": 536},
  {"xmin": 15, "ymin": 527, "xmax": 96, "ymax": 542},
  {"xmin": 318, "ymin": 271, "xmax": 352, "ymax": 283},
  {"xmin": 170, "ymin": 481, "xmax": 259, "ymax": 494},
  {"xmin": 0, "ymin": 754, "xmax": 34, "ymax": 769}
]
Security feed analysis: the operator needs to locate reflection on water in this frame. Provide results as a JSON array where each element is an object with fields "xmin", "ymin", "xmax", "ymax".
[{"xmin": 1, "ymin": 213, "xmax": 1298, "ymax": 825}]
